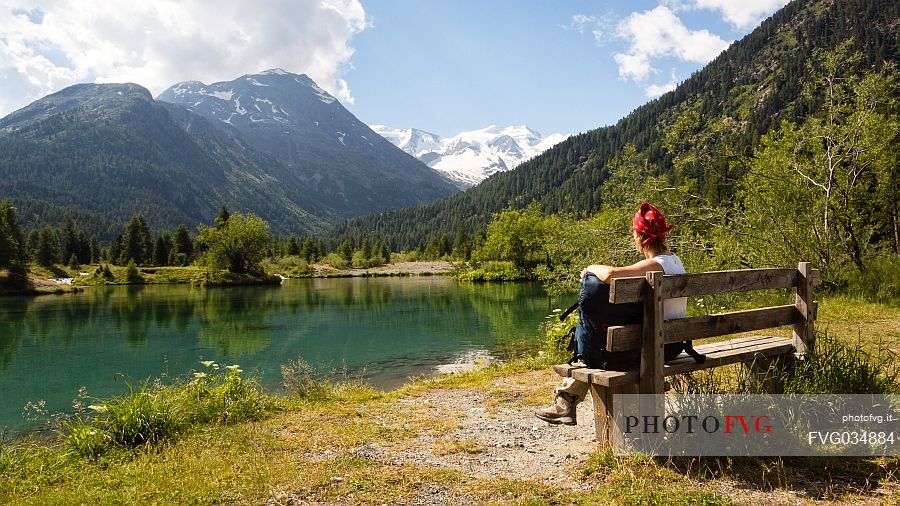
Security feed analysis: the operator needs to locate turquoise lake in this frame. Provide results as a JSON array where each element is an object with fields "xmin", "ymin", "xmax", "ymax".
[{"xmin": 0, "ymin": 277, "xmax": 560, "ymax": 433}]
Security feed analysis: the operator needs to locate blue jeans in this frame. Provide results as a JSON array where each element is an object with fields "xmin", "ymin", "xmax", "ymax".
[{"xmin": 574, "ymin": 274, "xmax": 642, "ymax": 367}]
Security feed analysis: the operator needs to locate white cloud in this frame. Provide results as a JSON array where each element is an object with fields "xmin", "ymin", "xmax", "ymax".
[
  {"xmin": 645, "ymin": 71, "xmax": 679, "ymax": 97},
  {"xmin": 693, "ymin": 0, "xmax": 790, "ymax": 29},
  {"xmin": 562, "ymin": 11, "xmax": 616, "ymax": 46},
  {"xmin": 613, "ymin": 6, "xmax": 730, "ymax": 81},
  {"xmin": 0, "ymin": 0, "xmax": 367, "ymax": 116},
  {"xmin": 566, "ymin": 14, "xmax": 597, "ymax": 33}
]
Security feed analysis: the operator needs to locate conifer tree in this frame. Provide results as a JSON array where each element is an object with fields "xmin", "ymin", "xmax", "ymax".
[
  {"xmin": 172, "ymin": 224, "xmax": 193, "ymax": 263},
  {"xmin": 286, "ymin": 235, "xmax": 300, "ymax": 256},
  {"xmin": 110, "ymin": 234, "xmax": 123, "ymax": 266},
  {"xmin": 89, "ymin": 235, "xmax": 100, "ymax": 264},
  {"xmin": 338, "ymin": 239, "xmax": 352, "ymax": 262},
  {"xmin": 300, "ymin": 237, "xmax": 315, "ymax": 262},
  {"xmin": 121, "ymin": 214, "xmax": 152, "ymax": 265},
  {"xmin": 76, "ymin": 230, "xmax": 90, "ymax": 264},
  {"xmin": 0, "ymin": 201, "xmax": 25, "ymax": 269},
  {"xmin": 60, "ymin": 216, "xmax": 78, "ymax": 264},
  {"xmin": 26, "ymin": 229, "xmax": 39, "ymax": 262},
  {"xmin": 154, "ymin": 232, "xmax": 173, "ymax": 266},
  {"xmin": 215, "ymin": 206, "xmax": 230, "ymax": 229},
  {"xmin": 36, "ymin": 225, "xmax": 60, "ymax": 267}
]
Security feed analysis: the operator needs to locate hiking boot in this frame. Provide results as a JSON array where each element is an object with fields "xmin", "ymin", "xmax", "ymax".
[{"xmin": 534, "ymin": 392, "xmax": 577, "ymax": 425}]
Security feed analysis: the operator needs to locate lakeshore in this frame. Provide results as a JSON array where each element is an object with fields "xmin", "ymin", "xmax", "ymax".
[{"xmin": 0, "ymin": 261, "xmax": 459, "ymax": 297}]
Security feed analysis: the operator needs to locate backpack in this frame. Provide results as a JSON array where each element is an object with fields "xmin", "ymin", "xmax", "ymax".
[{"xmin": 561, "ymin": 274, "xmax": 705, "ymax": 371}]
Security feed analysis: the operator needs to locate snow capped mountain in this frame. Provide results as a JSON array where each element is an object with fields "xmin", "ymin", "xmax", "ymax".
[
  {"xmin": 370, "ymin": 124, "xmax": 568, "ymax": 188},
  {"xmin": 157, "ymin": 70, "xmax": 457, "ymax": 217}
]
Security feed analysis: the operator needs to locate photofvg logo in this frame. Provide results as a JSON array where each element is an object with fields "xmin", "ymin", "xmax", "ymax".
[
  {"xmin": 612, "ymin": 394, "xmax": 900, "ymax": 457},
  {"xmin": 624, "ymin": 414, "xmax": 773, "ymax": 435}
]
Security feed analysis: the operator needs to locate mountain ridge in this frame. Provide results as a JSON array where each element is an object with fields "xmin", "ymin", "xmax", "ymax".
[
  {"xmin": 0, "ymin": 82, "xmax": 332, "ymax": 237},
  {"xmin": 157, "ymin": 70, "xmax": 458, "ymax": 216},
  {"xmin": 0, "ymin": 70, "xmax": 460, "ymax": 237}
]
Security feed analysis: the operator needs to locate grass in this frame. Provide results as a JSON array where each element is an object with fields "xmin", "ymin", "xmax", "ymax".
[{"xmin": 0, "ymin": 293, "xmax": 897, "ymax": 504}]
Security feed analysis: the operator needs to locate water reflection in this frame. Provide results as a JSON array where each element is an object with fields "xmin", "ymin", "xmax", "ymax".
[{"xmin": 0, "ymin": 278, "xmax": 556, "ymax": 432}]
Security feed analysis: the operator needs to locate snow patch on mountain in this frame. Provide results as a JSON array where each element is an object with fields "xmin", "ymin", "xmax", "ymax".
[
  {"xmin": 370, "ymin": 124, "xmax": 568, "ymax": 187},
  {"xmin": 208, "ymin": 90, "xmax": 234, "ymax": 101},
  {"xmin": 309, "ymin": 82, "xmax": 336, "ymax": 104}
]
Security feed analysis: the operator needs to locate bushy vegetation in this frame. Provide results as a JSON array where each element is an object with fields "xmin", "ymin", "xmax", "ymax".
[
  {"xmin": 456, "ymin": 261, "xmax": 524, "ymax": 282},
  {"xmin": 783, "ymin": 333, "xmax": 899, "ymax": 394},
  {"xmin": 262, "ymin": 256, "xmax": 311, "ymax": 277},
  {"xmin": 64, "ymin": 361, "xmax": 270, "ymax": 458}
]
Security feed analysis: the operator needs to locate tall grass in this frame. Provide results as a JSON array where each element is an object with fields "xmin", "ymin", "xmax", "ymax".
[
  {"xmin": 668, "ymin": 331, "xmax": 900, "ymax": 395},
  {"xmin": 783, "ymin": 332, "xmax": 899, "ymax": 394},
  {"xmin": 844, "ymin": 253, "xmax": 900, "ymax": 306},
  {"xmin": 64, "ymin": 361, "xmax": 270, "ymax": 458}
]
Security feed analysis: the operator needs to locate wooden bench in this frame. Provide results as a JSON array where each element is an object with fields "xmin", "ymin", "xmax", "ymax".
[{"xmin": 553, "ymin": 261, "xmax": 820, "ymax": 447}]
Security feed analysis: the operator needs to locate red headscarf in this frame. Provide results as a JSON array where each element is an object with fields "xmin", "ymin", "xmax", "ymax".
[{"xmin": 632, "ymin": 201, "xmax": 673, "ymax": 247}]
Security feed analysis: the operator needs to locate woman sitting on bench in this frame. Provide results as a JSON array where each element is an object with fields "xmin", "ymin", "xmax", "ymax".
[{"xmin": 535, "ymin": 201, "xmax": 688, "ymax": 425}]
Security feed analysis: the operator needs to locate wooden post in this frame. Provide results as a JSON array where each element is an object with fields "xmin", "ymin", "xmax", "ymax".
[
  {"xmin": 589, "ymin": 382, "xmax": 639, "ymax": 451},
  {"xmin": 793, "ymin": 262, "xmax": 816, "ymax": 355},
  {"xmin": 589, "ymin": 383, "xmax": 611, "ymax": 446},
  {"xmin": 640, "ymin": 271, "xmax": 665, "ymax": 394},
  {"xmin": 745, "ymin": 354, "xmax": 795, "ymax": 394}
]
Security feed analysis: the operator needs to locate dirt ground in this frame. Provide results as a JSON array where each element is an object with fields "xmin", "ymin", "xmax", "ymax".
[{"xmin": 325, "ymin": 370, "xmax": 898, "ymax": 505}]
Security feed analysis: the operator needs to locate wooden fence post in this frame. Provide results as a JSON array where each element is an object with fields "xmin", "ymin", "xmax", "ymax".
[
  {"xmin": 640, "ymin": 271, "xmax": 665, "ymax": 394},
  {"xmin": 793, "ymin": 261, "xmax": 816, "ymax": 355}
]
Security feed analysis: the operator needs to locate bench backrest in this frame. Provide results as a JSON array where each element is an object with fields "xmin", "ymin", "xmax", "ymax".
[{"xmin": 607, "ymin": 261, "xmax": 819, "ymax": 393}]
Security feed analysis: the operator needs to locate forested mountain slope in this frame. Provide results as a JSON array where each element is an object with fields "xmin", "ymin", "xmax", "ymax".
[
  {"xmin": 0, "ymin": 83, "xmax": 331, "ymax": 237},
  {"xmin": 334, "ymin": 0, "xmax": 899, "ymax": 249}
]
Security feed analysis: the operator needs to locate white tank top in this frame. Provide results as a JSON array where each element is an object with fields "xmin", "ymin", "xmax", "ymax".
[{"xmin": 653, "ymin": 253, "xmax": 687, "ymax": 320}]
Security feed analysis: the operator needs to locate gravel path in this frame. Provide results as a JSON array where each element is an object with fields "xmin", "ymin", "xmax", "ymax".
[{"xmin": 336, "ymin": 372, "xmax": 599, "ymax": 492}]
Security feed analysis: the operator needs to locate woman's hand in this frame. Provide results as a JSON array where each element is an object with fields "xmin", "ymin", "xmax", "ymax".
[{"xmin": 581, "ymin": 264, "xmax": 614, "ymax": 283}]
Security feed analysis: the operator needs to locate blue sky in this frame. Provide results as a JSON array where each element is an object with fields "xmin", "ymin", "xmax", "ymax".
[
  {"xmin": 346, "ymin": 0, "xmax": 777, "ymax": 136},
  {"xmin": 0, "ymin": 0, "xmax": 789, "ymax": 137}
]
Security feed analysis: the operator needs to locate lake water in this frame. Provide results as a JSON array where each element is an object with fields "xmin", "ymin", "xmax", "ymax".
[{"xmin": 0, "ymin": 277, "xmax": 559, "ymax": 433}]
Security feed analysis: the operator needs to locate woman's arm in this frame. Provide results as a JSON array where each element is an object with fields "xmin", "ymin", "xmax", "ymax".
[{"xmin": 581, "ymin": 258, "xmax": 663, "ymax": 283}]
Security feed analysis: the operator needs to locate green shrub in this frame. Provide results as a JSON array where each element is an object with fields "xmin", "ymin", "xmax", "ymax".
[
  {"xmin": 64, "ymin": 362, "xmax": 269, "ymax": 458},
  {"xmin": 67, "ymin": 380, "xmax": 178, "ymax": 454},
  {"xmin": 280, "ymin": 357, "xmax": 334, "ymax": 401},
  {"xmin": 180, "ymin": 362, "xmax": 267, "ymax": 424},
  {"xmin": 262, "ymin": 256, "xmax": 310, "ymax": 277},
  {"xmin": 457, "ymin": 261, "xmax": 525, "ymax": 282},
  {"xmin": 351, "ymin": 250, "xmax": 373, "ymax": 269},
  {"xmin": 321, "ymin": 252, "xmax": 350, "ymax": 270},
  {"xmin": 540, "ymin": 310, "xmax": 577, "ymax": 365},
  {"xmin": 124, "ymin": 259, "xmax": 143, "ymax": 284},
  {"xmin": 65, "ymin": 424, "xmax": 113, "ymax": 458}
]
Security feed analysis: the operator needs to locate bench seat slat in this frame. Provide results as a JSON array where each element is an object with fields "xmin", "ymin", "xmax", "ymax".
[
  {"xmin": 556, "ymin": 336, "xmax": 794, "ymax": 387},
  {"xmin": 553, "ymin": 363, "xmax": 584, "ymax": 377},
  {"xmin": 555, "ymin": 335, "xmax": 782, "ymax": 380}
]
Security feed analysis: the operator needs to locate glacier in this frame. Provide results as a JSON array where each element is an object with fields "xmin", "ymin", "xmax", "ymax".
[{"xmin": 370, "ymin": 124, "xmax": 568, "ymax": 188}]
